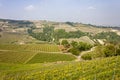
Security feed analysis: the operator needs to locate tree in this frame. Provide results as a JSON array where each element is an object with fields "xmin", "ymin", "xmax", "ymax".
[
  {"xmin": 70, "ymin": 41, "xmax": 78, "ymax": 48},
  {"xmin": 77, "ymin": 42, "xmax": 92, "ymax": 51},
  {"xmin": 81, "ymin": 53, "xmax": 92, "ymax": 60},
  {"xmin": 69, "ymin": 48, "xmax": 80, "ymax": 56},
  {"xmin": 103, "ymin": 44, "xmax": 115, "ymax": 57},
  {"xmin": 61, "ymin": 40, "xmax": 70, "ymax": 48}
]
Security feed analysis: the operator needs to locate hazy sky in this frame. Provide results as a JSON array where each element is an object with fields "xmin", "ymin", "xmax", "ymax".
[{"xmin": 0, "ymin": 0, "xmax": 120, "ymax": 26}]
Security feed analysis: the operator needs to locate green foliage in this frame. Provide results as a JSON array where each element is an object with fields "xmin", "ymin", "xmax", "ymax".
[
  {"xmin": 94, "ymin": 32, "xmax": 120, "ymax": 43},
  {"xmin": 61, "ymin": 40, "xmax": 70, "ymax": 48},
  {"xmin": 28, "ymin": 26, "xmax": 87, "ymax": 42},
  {"xmin": 81, "ymin": 53, "xmax": 92, "ymax": 60},
  {"xmin": 69, "ymin": 42, "xmax": 92, "ymax": 56},
  {"xmin": 29, "ymin": 26, "xmax": 55, "ymax": 42},
  {"xmin": 77, "ymin": 42, "xmax": 92, "ymax": 51},
  {"xmin": 0, "ymin": 56, "xmax": 120, "ymax": 80},
  {"xmin": 70, "ymin": 41, "xmax": 78, "ymax": 48},
  {"xmin": 116, "ymin": 49, "xmax": 120, "ymax": 55},
  {"xmin": 103, "ymin": 44, "xmax": 115, "ymax": 57},
  {"xmin": 87, "ymin": 43, "xmax": 120, "ymax": 59},
  {"xmin": 54, "ymin": 30, "xmax": 86, "ymax": 41},
  {"xmin": 27, "ymin": 53, "xmax": 76, "ymax": 63},
  {"xmin": 93, "ymin": 46, "xmax": 105, "ymax": 58},
  {"xmin": 69, "ymin": 48, "xmax": 80, "ymax": 56}
]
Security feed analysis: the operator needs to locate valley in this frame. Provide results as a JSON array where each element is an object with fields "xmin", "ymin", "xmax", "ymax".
[{"xmin": 0, "ymin": 19, "xmax": 120, "ymax": 80}]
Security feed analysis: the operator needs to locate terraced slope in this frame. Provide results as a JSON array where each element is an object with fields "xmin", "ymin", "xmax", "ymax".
[
  {"xmin": 0, "ymin": 44, "xmax": 76, "ymax": 64},
  {"xmin": 0, "ymin": 44, "xmax": 60, "ymax": 52},
  {"xmin": 27, "ymin": 53, "xmax": 76, "ymax": 63},
  {"xmin": 0, "ymin": 56, "xmax": 119, "ymax": 80},
  {"xmin": 0, "ymin": 51, "xmax": 35, "ymax": 64}
]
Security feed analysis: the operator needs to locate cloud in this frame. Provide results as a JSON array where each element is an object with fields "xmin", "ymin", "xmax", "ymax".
[
  {"xmin": 24, "ymin": 5, "xmax": 35, "ymax": 11},
  {"xmin": 88, "ymin": 6, "xmax": 96, "ymax": 10}
]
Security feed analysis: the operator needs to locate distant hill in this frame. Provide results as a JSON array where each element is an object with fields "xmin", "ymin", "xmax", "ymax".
[
  {"xmin": 0, "ymin": 18, "xmax": 112, "ymax": 34},
  {"xmin": 1, "ymin": 18, "xmax": 119, "ymax": 44}
]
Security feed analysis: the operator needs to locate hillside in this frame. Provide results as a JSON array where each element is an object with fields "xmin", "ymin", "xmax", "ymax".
[
  {"xmin": 0, "ymin": 18, "xmax": 120, "ymax": 80},
  {"xmin": 1, "ymin": 19, "xmax": 117, "ymax": 44},
  {"xmin": 0, "ymin": 19, "xmax": 111, "ymax": 34},
  {"xmin": 0, "ymin": 56, "xmax": 119, "ymax": 80}
]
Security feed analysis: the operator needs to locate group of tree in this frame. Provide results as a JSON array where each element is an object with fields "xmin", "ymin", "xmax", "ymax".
[
  {"xmin": 81, "ymin": 43, "xmax": 120, "ymax": 60},
  {"xmin": 103, "ymin": 44, "xmax": 120, "ymax": 57},
  {"xmin": 28, "ymin": 25, "xmax": 87, "ymax": 42},
  {"xmin": 93, "ymin": 32, "xmax": 120, "ymax": 43},
  {"xmin": 61, "ymin": 40, "xmax": 93, "ymax": 56}
]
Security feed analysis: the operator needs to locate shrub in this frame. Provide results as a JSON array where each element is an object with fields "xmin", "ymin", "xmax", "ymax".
[
  {"xmin": 116, "ymin": 49, "xmax": 120, "ymax": 56},
  {"xmin": 69, "ymin": 48, "xmax": 80, "ymax": 56},
  {"xmin": 61, "ymin": 40, "xmax": 70, "ymax": 48},
  {"xmin": 77, "ymin": 42, "xmax": 92, "ymax": 51},
  {"xmin": 70, "ymin": 41, "xmax": 78, "ymax": 48},
  {"xmin": 81, "ymin": 53, "xmax": 92, "ymax": 60},
  {"xmin": 103, "ymin": 44, "xmax": 115, "ymax": 57}
]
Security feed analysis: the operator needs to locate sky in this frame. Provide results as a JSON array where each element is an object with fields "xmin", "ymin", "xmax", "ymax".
[{"xmin": 0, "ymin": 0, "xmax": 120, "ymax": 26}]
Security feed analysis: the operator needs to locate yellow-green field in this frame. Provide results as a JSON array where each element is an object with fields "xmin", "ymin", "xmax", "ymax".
[
  {"xmin": 0, "ymin": 56, "xmax": 119, "ymax": 80},
  {"xmin": 0, "ymin": 44, "xmax": 76, "ymax": 64},
  {"xmin": 0, "ymin": 44, "xmax": 60, "ymax": 52}
]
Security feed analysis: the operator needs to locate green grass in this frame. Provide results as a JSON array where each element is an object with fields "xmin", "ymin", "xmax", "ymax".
[
  {"xmin": 27, "ymin": 53, "xmax": 76, "ymax": 63},
  {"xmin": 0, "ymin": 56, "xmax": 119, "ymax": 80},
  {"xmin": 0, "ymin": 51, "xmax": 35, "ymax": 64}
]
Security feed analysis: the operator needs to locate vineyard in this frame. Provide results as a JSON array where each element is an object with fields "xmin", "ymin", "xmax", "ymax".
[
  {"xmin": 0, "ymin": 51, "xmax": 35, "ymax": 64},
  {"xmin": 0, "ymin": 56, "xmax": 119, "ymax": 80},
  {"xmin": 27, "ymin": 53, "xmax": 76, "ymax": 63},
  {"xmin": 0, "ymin": 44, "xmax": 76, "ymax": 64},
  {"xmin": 0, "ymin": 44, "xmax": 60, "ymax": 52}
]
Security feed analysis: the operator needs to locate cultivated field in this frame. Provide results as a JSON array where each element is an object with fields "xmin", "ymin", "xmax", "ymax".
[
  {"xmin": 27, "ymin": 53, "xmax": 76, "ymax": 63},
  {"xmin": 0, "ymin": 44, "xmax": 60, "ymax": 52},
  {"xmin": 0, "ymin": 44, "xmax": 76, "ymax": 64},
  {"xmin": 0, "ymin": 51, "xmax": 35, "ymax": 64},
  {"xmin": 0, "ymin": 56, "xmax": 119, "ymax": 80}
]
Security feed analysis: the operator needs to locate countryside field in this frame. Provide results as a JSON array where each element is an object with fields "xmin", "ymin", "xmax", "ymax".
[
  {"xmin": 0, "ymin": 44, "xmax": 76, "ymax": 64},
  {"xmin": 0, "ymin": 44, "xmax": 60, "ymax": 52},
  {"xmin": 0, "ymin": 56, "xmax": 119, "ymax": 80},
  {"xmin": 0, "ymin": 18, "xmax": 120, "ymax": 80}
]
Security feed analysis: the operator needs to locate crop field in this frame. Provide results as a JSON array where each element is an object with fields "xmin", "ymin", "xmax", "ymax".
[
  {"xmin": 0, "ymin": 43, "xmax": 76, "ymax": 64},
  {"xmin": 0, "ymin": 56, "xmax": 119, "ymax": 80},
  {"xmin": 0, "ymin": 51, "xmax": 76, "ymax": 64},
  {"xmin": 0, "ymin": 44, "xmax": 60, "ymax": 52},
  {"xmin": 27, "ymin": 53, "xmax": 76, "ymax": 63},
  {"xmin": 0, "ymin": 51, "xmax": 35, "ymax": 64}
]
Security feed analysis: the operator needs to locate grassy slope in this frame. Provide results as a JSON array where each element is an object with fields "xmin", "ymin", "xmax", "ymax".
[{"xmin": 0, "ymin": 56, "xmax": 119, "ymax": 80}]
